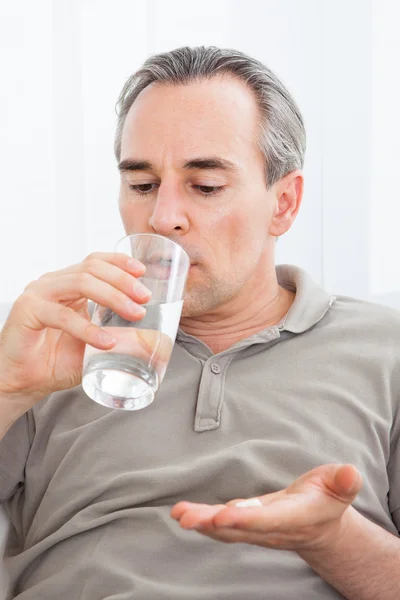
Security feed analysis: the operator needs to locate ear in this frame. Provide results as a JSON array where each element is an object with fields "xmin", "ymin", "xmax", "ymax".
[{"xmin": 269, "ymin": 170, "xmax": 304, "ymax": 237}]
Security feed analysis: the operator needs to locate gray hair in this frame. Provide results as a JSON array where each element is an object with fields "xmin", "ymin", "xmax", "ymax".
[{"xmin": 114, "ymin": 46, "xmax": 306, "ymax": 188}]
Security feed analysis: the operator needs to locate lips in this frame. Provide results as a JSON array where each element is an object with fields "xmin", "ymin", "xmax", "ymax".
[
  {"xmin": 145, "ymin": 257, "xmax": 175, "ymax": 280},
  {"xmin": 148, "ymin": 252, "xmax": 173, "ymax": 266},
  {"xmin": 144, "ymin": 251, "xmax": 192, "ymax": 280}
]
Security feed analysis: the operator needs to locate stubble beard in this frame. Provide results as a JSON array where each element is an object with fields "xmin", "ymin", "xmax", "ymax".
[{"xmin": 180, "ymin": 274, "xmax": 240, "ymax": 318}]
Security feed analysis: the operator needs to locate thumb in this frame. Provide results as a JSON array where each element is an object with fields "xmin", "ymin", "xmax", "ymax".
[{"xmin": 331, "ymin": 464, "xmax": 363, "ymax": 501}]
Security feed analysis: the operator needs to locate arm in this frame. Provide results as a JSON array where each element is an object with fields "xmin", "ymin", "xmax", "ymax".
[
  {"xmin": 171, "ymin": 464, "xmax": 400, "ymax": 600},
  {"xmin": 0, "ymin": 392, "xmax": 25, "ymax": 440},
  {"xmin": 299, "ymin": 506, "xmax": 400, "ymax": 600},
  {"xmin": 0, "ymin": 391, "xmax": 39, "ymax": 440}
]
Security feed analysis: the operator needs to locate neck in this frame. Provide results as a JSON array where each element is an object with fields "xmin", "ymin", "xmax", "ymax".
[{"xmin": 180, "ymin": 265, "xmax": 295, "ymax": 354}]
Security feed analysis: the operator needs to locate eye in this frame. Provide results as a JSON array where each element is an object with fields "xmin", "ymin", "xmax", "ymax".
[
  {"xmin": 128, "ymin": 183, "xmax": 158, "ymax": 196},
  {"xmin": 193, "ymin": 185, "xmax": 224, "ymax": 196}
]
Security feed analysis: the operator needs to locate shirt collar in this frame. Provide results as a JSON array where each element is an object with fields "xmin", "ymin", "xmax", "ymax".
[
  {"xmin": 176, "ymin": 264, "xmax": 336, "ymax": 348},
  {"xmin": 276, "ymin": 264, "xmax": 336, "ymax": 333}
]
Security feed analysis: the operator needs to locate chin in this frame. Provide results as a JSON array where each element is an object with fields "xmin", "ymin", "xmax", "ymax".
[
  {"xmin": 180, "ymin": 295, "xmax": 199, "ymax": 319},
  {"xmin": 180, "ymin": 269, "xmax": 220, "ymax": 317},
  {"xmin": 180, "ymin": 299, "xmax": 194, "ymax": 319},
  {"xmin": 180, "ymin": 290, "xmax": 215, "ymax": 319}
]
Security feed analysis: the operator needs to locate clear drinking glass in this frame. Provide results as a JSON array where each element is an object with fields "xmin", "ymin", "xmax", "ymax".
[{"xmin": 82, "ymin": 234, "xmax": 190, "ymax": 410}]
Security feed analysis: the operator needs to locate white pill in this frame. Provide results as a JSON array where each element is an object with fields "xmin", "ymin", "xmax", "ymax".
[{"xmin": 235, "ymin": 498, "xmax": 263, "ymax": 507}]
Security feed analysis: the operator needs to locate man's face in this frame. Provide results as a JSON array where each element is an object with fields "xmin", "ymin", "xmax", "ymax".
[{"xmin": 119, "ymin": 76, "xmax": 282, "ymax": 317}]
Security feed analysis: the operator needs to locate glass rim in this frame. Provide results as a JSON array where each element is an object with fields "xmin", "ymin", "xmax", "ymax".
[{"xmin": 114, "ymin": 232, "xmax": 190, "ymax": 265}]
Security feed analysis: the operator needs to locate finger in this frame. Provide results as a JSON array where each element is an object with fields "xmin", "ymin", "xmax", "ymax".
[
  {"xmin": 296, "ymin": 463, "xmax": 363, "ymax": 504},
  {"xmin": 178, "ymin": 505, "xmax": 226, "ymax": 530},
  {"xmin": 196, "ymin": 525, "xmax": 302, "ymax": 551},
  {"xmin": 171, "ymin": 501, "xmax": 225, "ymax": 521},
  {"xmin": 29, "ymin": 273, "xmax": 146, "ymax": 321},
  {"xmin": 172, "ymin": 497, "xmax": 275, "ymax": 531},
  {"xmin": 172, "ymin": 498, "xmax": 263, "ymax": 518},
  {"xmin": 170, "ymin": 500, "xmax": 200, "ymax": 521},
  {"xmin": 195, "ymin": 526, "xmax": 276, "ymax": 547},
  {"xmin": 170, "ymin": 502, "xmax": 206, "ymax": 520},
  {"xmin": 288, "ymin": 463, "xmax": 362, "ymax": 504},
  {"xmin": 25, "ymin": 296, "xmax": 116, "ymax": 349},
  {"xmin": 80, "ymin": 257, "xmax": 152, "ymax": 304},
  {"xmin": 217, "ymin": 466, "xmax": 362, "ymax": 533},
  {"xmin": 332, "ymin": 464, "xmax": 363, "ymax": 500},
  {"xmin": 85, "ymin": 252, "xmax": 146, "ymax": 276},
  {"xmin": 38, "ymin": 252, "xmax": 146, "ymax": 280},
  {"xmin": 37, "ymin": 256, "xmax": 151, "ymax": 305},
  {"xmin": 211, "ymin": 495, "xmax": 314, "ymax": 532},
  {"xmin": 234, "ymin": 498, "xmax": 263, "ymax": 507},
  {"xmin": 227, "ymin": 489, "xmax": 283, "ymax": 509}
]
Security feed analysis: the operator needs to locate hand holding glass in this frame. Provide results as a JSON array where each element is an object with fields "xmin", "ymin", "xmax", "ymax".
[{"xmin": 82, "ymin": 234, "xmax": 189, "ymax": 410}]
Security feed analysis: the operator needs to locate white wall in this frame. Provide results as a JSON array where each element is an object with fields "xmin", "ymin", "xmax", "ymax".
[
  {"xmin": 0, "ymin": 0, "xmax": 55, "ymax": 320},
  {"xmin": 1, "ymin": 1, "xmax": 400, "ymax": 595},
  {"xmin": 370, "ymin": 0, "xmax": 400, "ymax": 303},
  {"xmin": 3, "ymin": 0, "xmax": 398, "ymax": 323}
]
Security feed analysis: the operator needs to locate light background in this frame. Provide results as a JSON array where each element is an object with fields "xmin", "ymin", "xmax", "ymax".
[
  {"xmin": 0, "ymin": 0, "xmax": 399, "ymax": 322},
  {"xmin": 0, "ymin": 1, "xmax": 400, "ymax": 592}
]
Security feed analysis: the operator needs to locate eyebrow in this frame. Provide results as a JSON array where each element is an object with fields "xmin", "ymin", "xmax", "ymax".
[
  {"xmin": 118, "ymin": 156, "xmax": 239, "ymax": 173},
  {"xmin": 182, "ymin": 157, "xmax": 239, "ymax": 172},
  {"xmin": 118, "ymin": 159, "xmax": 152, "ymax": 172}
]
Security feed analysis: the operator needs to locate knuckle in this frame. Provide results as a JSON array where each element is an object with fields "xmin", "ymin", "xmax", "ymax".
[
  {"xmin": 13, "ymin": 293, "xmax": 30, "ymax": 311},
  {"xmin": 77, "ymin": 271, "xmax": 92, "ymax": 286},
  {"xmin": 84, "ymin": 252, "xmax": 100, "ymax": 263},
  {"xmin": 84, "ymin": 258, "xmax": 101, "ymax": 275},
  {"xmin": 83, "ymin": 322, "xmax": 97, "ymax": 339},
  {"xmin": 57, "ymin": 305, "xmax": 71, "ymax": 326},
  {"xmin": 23, "ymin": 280, "xmax": 39, "ymax": 293},
  {"xmin": 37, "ymin": 271, "xmax": 53, "ymax": 281}
]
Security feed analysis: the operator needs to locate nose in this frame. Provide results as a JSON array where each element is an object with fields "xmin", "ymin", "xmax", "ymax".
[{"xmin": 148, "ymin": 183, "xmax": 189, "ymax": 237}]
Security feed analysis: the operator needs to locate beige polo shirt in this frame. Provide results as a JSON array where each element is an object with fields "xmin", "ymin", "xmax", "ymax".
[{"xmin": 1, "ymin": 265, "xmax": 400, "ymax": 600}]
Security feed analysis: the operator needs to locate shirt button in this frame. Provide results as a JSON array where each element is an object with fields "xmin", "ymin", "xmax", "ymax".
[{"xmin": 210, "ymin": 362, "xmax": 221, "ymax": 374}]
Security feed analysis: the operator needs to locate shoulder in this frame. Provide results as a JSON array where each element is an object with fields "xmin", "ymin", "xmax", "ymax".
[{"xmin": 326, "ymin": 294, "xmax": 400, "ymax": 341}]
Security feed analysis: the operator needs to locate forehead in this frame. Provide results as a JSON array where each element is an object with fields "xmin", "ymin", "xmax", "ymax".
[{"xmin": 120, "ymin": 76, "xmax": 262, "ymax": 164}]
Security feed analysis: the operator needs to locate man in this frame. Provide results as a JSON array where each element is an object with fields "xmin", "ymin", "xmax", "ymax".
[{"xmin": 0, "ymin": 46, "xmax": 399, "ymax": 599}]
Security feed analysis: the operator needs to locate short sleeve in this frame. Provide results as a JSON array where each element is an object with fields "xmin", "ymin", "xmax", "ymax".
[
  {"xmin": 387, "ymin": 397, "xmax": 400, "ymax": 532},
  {"xmin": 0, "ymin": 411, "xmax": 34, "ymax": 502}
]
